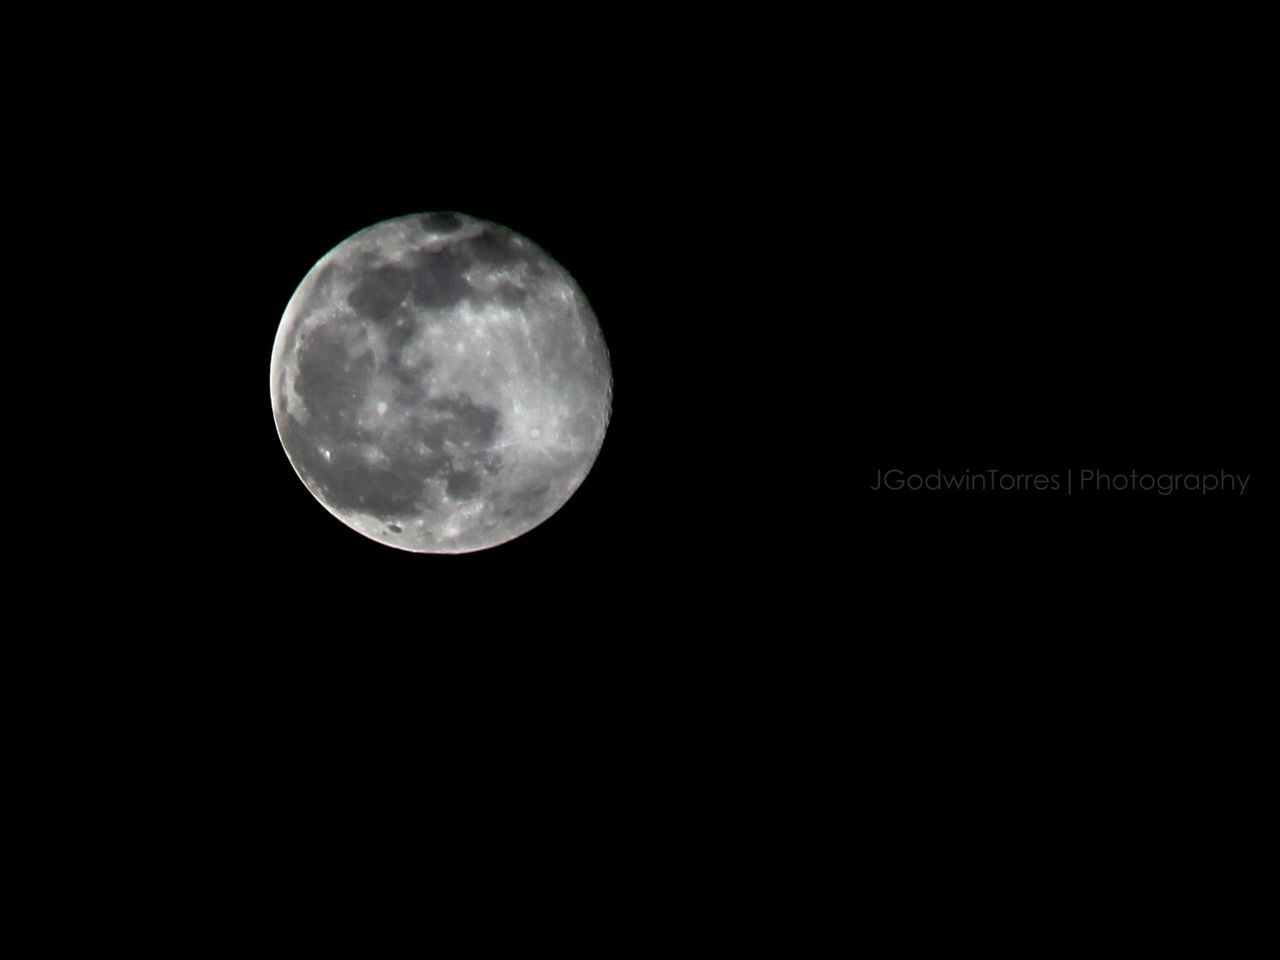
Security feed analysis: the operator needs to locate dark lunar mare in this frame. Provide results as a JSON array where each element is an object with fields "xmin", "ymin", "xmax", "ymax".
[
  {"xmin": 419, "ymin": 212, "xmax": 463, "ymax": 233},
  {"xmin": 410, "ymin": 246, "xmax": 474, "ymax": 309},
  {"xmin": 502, "ymin": 482, "xmax": 552, "ymax": 521},
  {"xmin": 346, "ymin": 265, "xmax": 412, "ymax": 320}
]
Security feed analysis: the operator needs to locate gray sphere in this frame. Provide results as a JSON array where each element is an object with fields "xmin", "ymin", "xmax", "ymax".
[{"xmin": 269, "ymin": 213, "xmax": 612, "ymax": 553}]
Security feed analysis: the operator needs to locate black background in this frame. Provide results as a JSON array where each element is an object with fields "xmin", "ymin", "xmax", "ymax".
[
  {"xmin": 187, "ymin": 49, "xmax": 1266, "ymax": 627},
  {"xmin": 146, "ymin": 22, "xmax": 1265, "ymax": 763},
  {"xmin": 43, "ymin": 14, "xmax": 1268, "ymax": 931}
]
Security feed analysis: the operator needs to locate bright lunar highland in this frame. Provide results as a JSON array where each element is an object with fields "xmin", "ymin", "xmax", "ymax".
[{"xmin": 270, "ymin": 213, "xmax": 612, "ymax": 553}]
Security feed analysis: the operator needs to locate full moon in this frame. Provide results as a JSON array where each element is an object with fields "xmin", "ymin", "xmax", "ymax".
[{"xmin": 269, "ymin": 212, "xmax": 612, "ymax": 553}]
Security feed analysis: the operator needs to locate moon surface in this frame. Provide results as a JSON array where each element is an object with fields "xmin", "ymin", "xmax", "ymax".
[{"xmin": 270, "ymin": 212, "xmax": 612, "ymax": 553}]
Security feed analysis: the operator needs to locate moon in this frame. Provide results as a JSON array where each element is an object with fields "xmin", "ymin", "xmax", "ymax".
[{"xmin": 270, "ymin": 212, "xmax": 612, "ymax": 553}]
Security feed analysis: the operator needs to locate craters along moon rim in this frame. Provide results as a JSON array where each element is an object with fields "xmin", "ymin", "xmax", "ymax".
[{"xmin": 269, "ymin": 212, "xmax": 612, "ymax": 553}]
